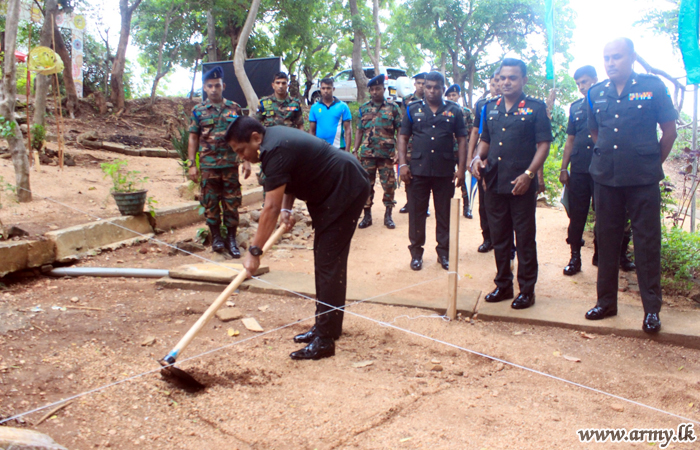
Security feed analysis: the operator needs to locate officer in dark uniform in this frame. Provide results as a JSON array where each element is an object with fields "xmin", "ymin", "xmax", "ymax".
[
  {"xmin": 584, "ymin": 38, "xmax": 677, "ymax": 333},
  {"xmin": 397, "ymin": 72, "xmax": 468, "ymax": 271},
  {"xmin": 560, "ymin": 65, "xmax": 636, "ymax": 276},
  {"xmin": 399, "ymin": 73, "xmax": 427, "ymax": 214},
  {"xmin": 468, "ymin": 68, "xmax": 501, "ymax": 252},
  {"xmin": 471, "ymin": 58, "xmax": 552, "ymax": 310}
]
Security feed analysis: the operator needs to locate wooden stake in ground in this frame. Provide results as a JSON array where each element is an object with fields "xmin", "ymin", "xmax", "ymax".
[
  {"xmin": 50, "ymin": 15, "xmax": 64, "ymax": 168},
  {"xmin": 26, "ymin": 23, "xmax": 33, "ymax": 167},
  {"xmin": 446, "ymin": 197, "xmax": 460, "ymax": 319}
]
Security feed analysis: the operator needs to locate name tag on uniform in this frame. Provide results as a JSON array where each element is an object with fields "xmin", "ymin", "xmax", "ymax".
[
  {"xmin": 442, "ymin": 111, "xmax": 454, "ymax": 117},
  {"xmin": 488, "ymin": 110, "xmax": 499, "ymax": 115},
  {"xmin": 629, "ymin": 92, "xmax": 653, "ymax": 101},
  {"xmin": 516, "ymin": 108, "xmax": 533, "ymax": 115},
  {"xmin": 414, "ymin": 112, "xmax": 425, "ymax": 118}
]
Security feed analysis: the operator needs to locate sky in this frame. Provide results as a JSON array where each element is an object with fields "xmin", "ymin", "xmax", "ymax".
[{"xmin": 93, "ymin": 0, "xmax": 690, "ymax": 112}]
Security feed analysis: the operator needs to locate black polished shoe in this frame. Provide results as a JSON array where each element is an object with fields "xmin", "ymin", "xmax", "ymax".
[
  {"xmin": 478, "ymin": 240, "xmax": 493, "ymax": 253},
  {"xmin": 427, "ymin": 209, "xmax": 431, "ymax": 217},
  {"xmin": 209, "ymin": 224, "xmax": 226, "ymax": 253},
  {"xmin": 466, "ymin": 211, "xmax": 473, "ymax": 219},
  {"xmin": 437, "ymin": 255, "xmax": 449, "ymax": 270},
  {"xmin": 399, "ymin": 203, "xmax": 409, "ymax": 214},
  {"xmin": 642, "ymin": 313, "xmax": 661, "ymax": 334},
  {"xmin": 585, "ymin": 305, "xmax": 618, "ymax": 320},
  {"xmin": 358, "ymin": 208, "xmax": 372, "ymax": 229},
  {"xmin": 290, "ymin": 336, "xmax": 335, "ymax": 360},
  {"xmin": 511, "ymin": 292, "xmax": 535, "ymax": 309},
  {"xmin": 293, "ymin": 326, "xmax": 317, "ymax": 344},
  {"xmin": 563, "ymin": 247, "xmax": 582, "ymax": 276},
  {"xmin": 463, "ymin": 203, "xmax": 470, "ymax": 218},
  {"xmin": 384, "ymin": 207, "xmax": 396, "ymax": 229},
  {"xmin": 620, "ymin": 257, "xmax": 636, "ymax": 272},
  {"xmin": 484, "ymin": 286, "xmax": 514, "ymax": 303},
  {"xmin": 227, "ymin": 232, "xmax": 241, "ymax": 259},
  {"xmin": 410, "ymin": 258, "xmax": 423, "ymax": 271},
  {"xmin": 592, "ymin": 253, "xmax": 598, "ymax": 267}
]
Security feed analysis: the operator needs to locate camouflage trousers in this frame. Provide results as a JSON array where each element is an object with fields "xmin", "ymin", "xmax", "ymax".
[
  {"xmin": 200, "ymin": 167, "xmax": 241, "ymax": 229},
  {"xmin": 361, "ymin": 157, "xmax": 396, "ymax": 208}
]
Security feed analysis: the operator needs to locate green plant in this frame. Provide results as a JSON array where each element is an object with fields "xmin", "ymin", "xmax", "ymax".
[
  {"xmin": 146, "ymin": 196, "xmax": 158, "ymax": 218},
  {"xmin": 195, "ymin": 227, "xmax": 209, "ymax": 244},
  {"xmin": 660, "ymin": 226, "xmax": 700, "ymax": 294},
  {"xmin": 0, "ymin": 175, "xmax": 17, "ymax": 209},
  {"xmin": 0, "ymin": 116, "xmax": 17, "ymax": 139},
  {"xmin": 541, "ymin": 142, "xmax": 564, "ymax": 205},
  {"xmin": 31, "ymin": 123, "xmax": 46, "ymax": 150},
  {"xmin": 100, "ymin": 159, "xmax": 148, "ymax": 193},
  {"xmin": 171, "ymin": 127, "xmax": 189, "ymax": 180}
]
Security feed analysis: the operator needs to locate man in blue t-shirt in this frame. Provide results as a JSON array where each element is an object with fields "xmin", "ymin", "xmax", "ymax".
[{"xmin": 309, "ymin": 77, "xmax": 353, "ymax": 150}]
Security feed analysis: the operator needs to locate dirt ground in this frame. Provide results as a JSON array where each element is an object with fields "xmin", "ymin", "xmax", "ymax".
[{"xmin": 0, "ymin": 113, "xmax": 699, "ymax": 447}]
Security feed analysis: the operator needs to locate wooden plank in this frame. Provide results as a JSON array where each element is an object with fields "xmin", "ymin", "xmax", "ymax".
[
  {"xmin": 169, "ymin": 262, "xmax": 269, "ymax": 284},
  {"xmin": 446, "ymin": 198, "xmax": 460, "ymax": 319}
]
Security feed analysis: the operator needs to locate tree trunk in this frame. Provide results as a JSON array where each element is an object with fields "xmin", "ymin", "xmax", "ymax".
[
  {"xmin": 440, "ymin": 53, "xmax": 446, "ymax": 80},
  {"xmin": 234, "ymin": 0, "xmax": 261, "ymax": 113},
  {"xmin": 150, "ymin": 4, "xmax": 178, "ymax": 107},
  {"xmin": 371, "ymin": 0, "xmax": 381, "ymax": 73},
  {"xmin": 349, "ymin": 0, "xmax": 368, "ymax": 103},
  {"xmin": 52, "ymin": 24, "xmax": 78, "ymax": 118},
  {"xmin": 0, "ymin": 0, "xmax": 31, "ymax": 202},
  {"xmin": 110, "ymin": 0, "xmax": 143, "ymax": 111},
  {"xmin": 33, "ymin": 0, "xmax": 59, "ymax": 128},
  {"xmin": 206, "ymin": 10, "xmax": 218, "ymax": 62}
]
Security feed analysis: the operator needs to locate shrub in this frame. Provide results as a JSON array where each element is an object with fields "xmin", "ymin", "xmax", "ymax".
[{"xmin": 660, "ymin": 226, "xmax": 700, "ymax": 294}]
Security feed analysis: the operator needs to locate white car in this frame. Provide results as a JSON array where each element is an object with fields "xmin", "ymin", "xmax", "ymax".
[{"xmin": 309, "ymin": 67, "xmax": 414, "ymax": 105}]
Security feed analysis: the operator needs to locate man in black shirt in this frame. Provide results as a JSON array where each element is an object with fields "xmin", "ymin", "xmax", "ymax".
[
  {"xmin": 584, "ymin": 38, "xmax": 677, "ymax": 333},
  {"xmin": 226, "ymin": 117, "xmax": 370, "ymax": 360},
  {"xmin": 471, "ymin": 58, "xmax": 552, "ymax": 310},
  {"xmin": 397, "ymin": 72, "xmax": 468, "ymax": 271}
]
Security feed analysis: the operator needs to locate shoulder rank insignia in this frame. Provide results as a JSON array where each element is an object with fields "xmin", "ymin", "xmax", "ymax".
[
  {"xmin": 518, "ymin": 99, "xmax": 526, "ymax": 108},
  {"xmin": 496, "ymin": 98, "xmax": 502, "ymax": 106},
  {"xmin": 629, "ymin": 92, "xmax": 653, "ymax": 101}
]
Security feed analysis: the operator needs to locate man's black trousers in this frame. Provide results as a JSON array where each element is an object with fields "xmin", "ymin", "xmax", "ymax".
[
  {"xmin": 594, "ymin": 182, "xmax": 662, "ymax": 314},
  {"xmin": 485, "ymin": 186, "xmax": 538, "ymax": 293},
  {"xmin": 313, "ymin": 184, "xmax": 370, "ymax": 339},
  {"xmin": 477, "ymin": 180, "xmax": 490, "ymax": 241},
  {"xmin": 566, "ymin": 171, "xmax": 594, "ymax": 246},
  {"xmin": 408, "ymin": 175, "xmax": 454, "ymax": 260}
]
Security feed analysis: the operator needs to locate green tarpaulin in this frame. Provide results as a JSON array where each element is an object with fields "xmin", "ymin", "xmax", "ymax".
[{"xmin": 679, "ymin": 0, "xmax": 700, "ymax": 85}]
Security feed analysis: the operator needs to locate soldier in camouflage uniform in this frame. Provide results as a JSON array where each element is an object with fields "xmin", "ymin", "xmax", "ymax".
[
  {"xmin": 289, "ymin": 74, "xmax": 301, "ymax": 102},
  {"xmin": 399, "ymin": 72, "xmax": 427, "ymax": 214},
  {"xmin": 188, "ymin": 66, "xmax": 251, "ymax": 257},
  {"xmin": 352, "ymin": 74, "xmax": 402, "ymax": 230},
  {"xmin": 254, "ymin": 72, "xmax": 305, "ymax": 194},
  {"xmin": 446, "ymin": 84, "xmax": 474, "ymax": 216}
]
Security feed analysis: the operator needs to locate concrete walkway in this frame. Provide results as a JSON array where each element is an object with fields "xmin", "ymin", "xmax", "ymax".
[{"xmin": 156, "ymin": 269, "xmax": 700, "ymax": 350}]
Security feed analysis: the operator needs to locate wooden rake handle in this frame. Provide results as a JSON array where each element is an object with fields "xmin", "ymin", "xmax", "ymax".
[{"xmin": 162, "ymin": 225, "xmax": 287, "ymax": 364}]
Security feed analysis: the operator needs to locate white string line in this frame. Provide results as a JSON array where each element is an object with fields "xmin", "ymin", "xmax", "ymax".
[{"xmin": 7, "ymin": 187, "xmax": 699, "ymax": 426}]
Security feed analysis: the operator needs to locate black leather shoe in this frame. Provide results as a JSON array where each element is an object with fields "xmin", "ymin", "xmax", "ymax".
[
  {"xmin": 620, "ymin": 258, "xmax": 636, "ymax": 272},
  {"xmin": 426, "ymin": 209, "xmax": 431, "ymax": 217},
  {"xmin": 437, "ymin": 255, "xmax": 449, "ymax": 270},
  {"xmin": 399, "ymin": 203, "xmax": 408, "ymax": 213},
  {"xmin": 227, "ymin": 232, "xmax": 241, "ymax": 258},
  {"xmin": 209, "ymin": 224, "xmax": 226, "ymax": 253},
  {"xmin": 585, "ymin": 305, "xmax": 617, "ymax": 320},
  {"xmin": 466, "ymin": 211, "xmax": 473, "ymax": 219},
  {"xmin": 592, "ymin": 253, "xmax": 598, "ymax": 267},
  {"xmin": 290, "ymin": 336, "xmax": 335, "ymax": 360},
  {"xmin": 511, "ymin": 292, "xmax": 535, "ymax": 309},
  {"xmin": 484, "ymin": 286, "xmax": 514, "ymax": 303},
  {"xmin": 642, "ymin": 313, "xmax": 661, "ymax": 333},
  {"xmin": 410, "ymin": 258, "xmax": 422, "ymax": 271},
  {"xmin": 358, "ymin": 208, "xmax": 372, "ymax": 229},
  {"xmin": 478, "ymin": 240, "xmax": 493, "ymax": 253},
  {"xmin": 293, "ymin": 326, "xmax": 317, "ymax": 344},
  {"xmin": 563, "ymin": 247, "xmax": 582, "ymax": 276},
  {"xmin": 463, "ymin": 203, "xmax": 470, "ymax": 218}
]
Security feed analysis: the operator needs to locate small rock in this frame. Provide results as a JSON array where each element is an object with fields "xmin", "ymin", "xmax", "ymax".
[
  {"xmin": 241, "ymin": 317, "xmax": 263, "ymax": 332},
  {"xmin": 495, "ymin": 362, "xmax": 505, "ymax": 372},
  {"xmin": 431, "ymin": 358, "xmax": 441, "ymax": 364},
  {"xmin": 171, "ymin": 241, "xmax": 206, "ymax": 255},
  {"xmin": 352, "ymin": 360, "xmax": 374, "ymax": 368},
  {"xmin": 610, "ymin": 404, "xmax": 624, "ymax": 412},
  {"xmin": 249, "ymin": 210, "xmax": 261, "ymax": 222},
  {"xmin": 429, "ymin": 364, "xmax": 443, "ymax": 372},
  {"xmin": 452, "ymin": 369, "xmax": 464, "ymax": 376},
  {"xmin": 141, "ymin": 337, "xmax": 156, "ymax": 347},
  {"xmin": 215, "ymin": 307, "xmax": 244, "ymax": 322},
  {"xmin": 0, "ymin": 427, "xmax": 68, "ymax": 449},
  {"xmin": 138, "ymin": 247, "xmax": 148, "ymax": 254},
  {"xmin": 238, "ymin": 217, "xmax": 250, "ymax": 228},
  {"xmin": 70, "ymin": 297, "xmax": 79, "ymax": 303}
]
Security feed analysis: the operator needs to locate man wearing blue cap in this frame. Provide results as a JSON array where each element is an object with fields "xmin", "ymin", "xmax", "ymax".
[
  {"xmin": 446, "ymin": 83, "xmax": 473, "ymax": 216},
  {"xmin": 399, "ymin": 73, "xmax": 427, "ymax": 214},
  {"xmin": 188, "ymin": 66, "xmax": 251, "ymax": 258},
  {"xmin": 353, "ymin": 74, "xmax": 402, "ymax": 229}
]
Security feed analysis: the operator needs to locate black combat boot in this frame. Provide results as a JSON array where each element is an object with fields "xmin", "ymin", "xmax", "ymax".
[
  {"xmin": 384, "ymin": 207, "xmax": 396, "ymax": 229},
  {"xmin": 227, "ymin": 228, "xmax": 241, "ymax": 258},
  {"xmin": 209, "ymin": 224, "xmax": 226, "ymax": 253},
  {"xmin": 563, "ymin": 245, "xmax": 582, "ymax": 276},
  {"xmin": 463, "ymin": 201, "xmax": 472, "ymax": 218},
  {"xmin": 358, "ymin": 208, "xmax": 372, "ymax": 229},
  {"xmin": 619, "ymin": 233, "xmax": 636, "ymax": 272}
]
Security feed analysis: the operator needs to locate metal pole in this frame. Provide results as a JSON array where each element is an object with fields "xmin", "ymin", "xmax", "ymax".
[{"xmin": 691, "ymin": 85, "xmax": 698, "ymax": 232}]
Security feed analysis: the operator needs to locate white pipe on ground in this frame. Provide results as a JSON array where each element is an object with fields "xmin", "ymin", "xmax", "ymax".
[{"xmin": 48, "ymin": 268, "xmax": 169, "ymax": 278}]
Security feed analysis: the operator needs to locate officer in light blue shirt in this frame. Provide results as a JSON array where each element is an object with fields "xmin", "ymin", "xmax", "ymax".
[{"xmin": 309, "ymin": 77, "xmax": 353, "ymax": 150}]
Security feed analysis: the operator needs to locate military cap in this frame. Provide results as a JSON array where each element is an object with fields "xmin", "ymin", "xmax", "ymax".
[
  {"xmin": 412, "ymin": 72, "xmax": 427, "ymax": 80},
  {"xmin": 367, "ymin": 74, "xmax": 386, "ymax": 87},
  {"xmin": 203, "ymin": 66, "xmax": 224, "ymax": 81},
  {"xmin": 445, "ymin": 84, "xmax": 460, "ymax": 95}
]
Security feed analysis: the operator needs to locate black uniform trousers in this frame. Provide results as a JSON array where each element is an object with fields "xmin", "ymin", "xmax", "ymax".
[
  {"xmin": 485, "ymin": 186, "xmax": 538, "ymax": 293},
  {"xmin": 566, "ymin": 171, "xmax": 594, "ymax": 246},
  {"xmin": 594, "ymin": 182, "xmax": 662, "ymax": 314},
  {"xmin": 477, "ymin": 181, "xmax": 490, "ymax": 241},
  {"xmin": 313, "ymin": 184, "xmax": 370, "ymax": 339},
  {"xmin": 408, "ymin": 175, "xmax": 454, "ymax": 260}
]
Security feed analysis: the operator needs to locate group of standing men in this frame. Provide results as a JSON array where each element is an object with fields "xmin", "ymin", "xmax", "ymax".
[{"xmin": 187, "ymin": 36, "xmax": 678, "ymax": 363}]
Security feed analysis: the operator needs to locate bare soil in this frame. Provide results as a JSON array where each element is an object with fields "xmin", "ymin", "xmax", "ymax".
[{"xmin": 0, "ymin": 100, "xmax": 699, "ymax": 448}]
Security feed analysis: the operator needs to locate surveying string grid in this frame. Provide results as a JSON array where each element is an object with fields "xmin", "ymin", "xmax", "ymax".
[{"xmin": 0, "ymin": 186, "xmax": 698, "ymax": 428}]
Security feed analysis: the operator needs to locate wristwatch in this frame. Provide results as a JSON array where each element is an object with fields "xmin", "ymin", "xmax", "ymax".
[
  {"xmin": 249, "ymin": 245, "xmax": 263, "ymax": 257},
  {"xmin": 524, "ymin": 170, "xmax": 535, "ymax": 179}
]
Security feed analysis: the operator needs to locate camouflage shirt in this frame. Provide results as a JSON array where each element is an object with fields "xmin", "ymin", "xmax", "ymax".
[
  {"xmin": 255, "ymin": 95, "xmax": 304, "ymax": 128},
  {"xmin": 189, "ymin": 98, "xmax": 242, "ymax": 169},
  {"xmin": 358, "ymin": 100, "xmax": 402, "ymax": 159},
  {"xmin": 402, "ymin": 94, "xmax": 422, "ymax": 157},
  {"xmin": 453, "ymin": 104, "xmax": 473, "ymax": 156}
]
